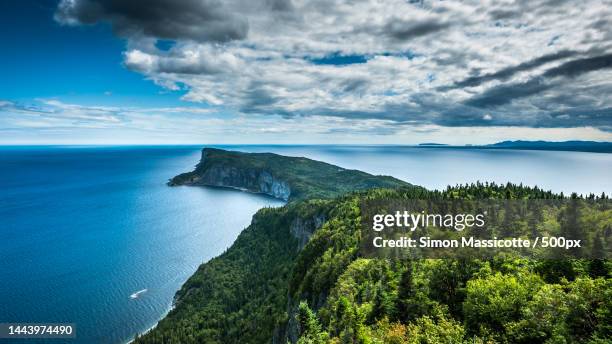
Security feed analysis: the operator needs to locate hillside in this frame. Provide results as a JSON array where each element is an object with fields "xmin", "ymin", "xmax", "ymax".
[
  {"xmin": 415, "ymin": 140, "xmax": 612, "ymax": 153},
  {"xmin": 135, "ymin": 149, "xmax": 611, "ymax": 344},
  {"xmin": 168, "ymin": 148, "xmax": 410, "ymax": 201},
  {"xmin": 486, "ymin": 140, "xmax": 612, "ymax": 153}
]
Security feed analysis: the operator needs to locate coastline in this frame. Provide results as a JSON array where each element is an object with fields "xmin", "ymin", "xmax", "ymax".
[{"xmin": 126, "ymin": 302, "xmax": 175, "ymax": 344}]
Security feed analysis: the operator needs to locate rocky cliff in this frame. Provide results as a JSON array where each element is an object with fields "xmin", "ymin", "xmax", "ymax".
[{"xmin": 169, "ymin": 150, "xmax": 291, "ymax": 200}]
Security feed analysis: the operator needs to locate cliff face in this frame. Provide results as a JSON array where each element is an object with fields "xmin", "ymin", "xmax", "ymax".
[
  {"xmin": 168, "ymin": 149, "xmax": 292, "ymax": 201},
  {"xmin": 178, "ymin": 164, "xmax": 291, "ymax": 201},
  {"xmin": 289, "ymin": 214, "xmax": 326, "ymax": 251}
]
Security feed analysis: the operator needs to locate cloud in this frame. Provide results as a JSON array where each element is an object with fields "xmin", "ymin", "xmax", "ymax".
[
  {"xmin": 0, "ymin": 99, "xmax": 222, "ymax": 130},
  {"xmin": 55, "ymin": 0, "xmax": 249, "ymax": 43},
  {"xmin": 383, "ymin": 18, "xmax": 450, "ymax": 41},
  {"xmin": 1, "ymin": 99, "xmax": 611, "ymax": 144},
  {"xmin": 464, "ymin": 78, "xmax": 552, "ymax": 108},
  {"xmin": 54, "ymin": 0, "xmax": 612, "ymax": 131},
  {"xmin": 465, "ymin": 53, "xmax": 612, "ymax": 108},
  {"xmin": 449, "ymin": 50, "xmax": 578, "ymax": 89},
  {"xmin": 542, "ymin": 53, "xmax": 612, "ymax": 78},
  {"xmin": 124, "ymin": 46, "xmax": 241, "ymax": 74}
]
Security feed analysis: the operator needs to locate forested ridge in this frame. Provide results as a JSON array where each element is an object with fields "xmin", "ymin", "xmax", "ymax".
[
  {"xmin": 135, "ymin": 151, "xmax": 611, "ymax": 344},
  {"xmin": 169, "ymin": 148, "xmax": 410, "ymax": 201}
]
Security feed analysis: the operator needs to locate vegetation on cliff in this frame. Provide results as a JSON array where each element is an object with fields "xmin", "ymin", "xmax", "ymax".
[
  {"xmin": 168, "ymin": 148, "xmax": 411, "ymax": 201},
  {"xmin": 135, "ymin": 149, "xmax": 611, "ymax": 344}
]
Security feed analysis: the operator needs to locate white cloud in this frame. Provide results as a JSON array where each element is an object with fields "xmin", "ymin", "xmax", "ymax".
[
  {"xmin": 52, "ymin": 0, "xmax": 612, "ymax": 133},
  {"xmin": 1, "ymin": 99, "xmax": 611, "ymax": 145}
]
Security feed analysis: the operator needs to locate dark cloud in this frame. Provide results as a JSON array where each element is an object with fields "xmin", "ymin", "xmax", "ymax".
[
  {"xmin": 383, "ymin": 18, "xmax": 449, "ymax": 41},
  {"xmin": 239, "ymin": 83, "xmax": 279, "ymax": 113},
  {"xmin": 464, "ymin": 78, "xmax": 552, "ymax": 108},
  {"xmin": 547, "ymin": 107, "xmax": 612, "ymax": 127},
  {"xmin": 465, "ymin": 54, "xmax": 612, "ymax": 109},
  {"xmin": 541, "ymin": 53, "xmax": 612, "ymax": 78},
  {"xmin": 130, "ymin": 59, "xmax": 225, "ymax": 75},
  {"xmin": 55, "ymin": 0, "xmax": 248, "ymax": 43},
  {"xmin": 340, "ymin": 78, "xmax": 369, "ymax": 93},
  {"xmin": 488, "ymin": 9, "xmax": 518, "ymax": 20},
  {"xmin": 450, "ymin": 50, "xmax": 577, "ymax": 89},
  {"xmin": 486, "ymin": 0, "xmax": 575, "ymax": 21},
  {"xmin": 265, "ymin": 0, "xmax": 294, "ymax": 12}
]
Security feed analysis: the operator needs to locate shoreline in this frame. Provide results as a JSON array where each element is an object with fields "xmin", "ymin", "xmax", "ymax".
[{"xmin": 125, "ymin": 302, "xmax": 176, "ymax": 344}]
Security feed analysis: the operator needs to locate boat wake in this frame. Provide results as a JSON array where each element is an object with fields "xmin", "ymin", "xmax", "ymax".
[{"xmin": 130, "ymin": 289, "xmax": 148, "ymax": 299}]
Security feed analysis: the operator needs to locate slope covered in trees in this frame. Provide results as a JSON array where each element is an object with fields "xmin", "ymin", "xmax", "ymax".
[
  {"xmin": 168, "ymin": 148, "xmax": 411, "ymax": 201},
  {"xmin": 135, "ymin": 150, "xmax": 611, "ymax": 344}
]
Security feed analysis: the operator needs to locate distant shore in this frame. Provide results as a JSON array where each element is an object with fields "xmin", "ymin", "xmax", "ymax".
[{"xmin": 417, "ymin": 140, "xmax": 612, "ymax": 153}]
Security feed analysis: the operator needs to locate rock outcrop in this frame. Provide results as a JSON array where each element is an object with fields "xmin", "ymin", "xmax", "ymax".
[
  {"xmin": 289, "ymin": 214, "xmax": 326, "ymax": 250},
  {"xmin": 168, "ymin": 149, "xmax": 291, "ymax": 201}
]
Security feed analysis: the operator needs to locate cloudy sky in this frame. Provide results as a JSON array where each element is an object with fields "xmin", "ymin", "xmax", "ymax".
[{"xmin": 1, "ymin": 0, "xmax": 611, "ymax": 144}]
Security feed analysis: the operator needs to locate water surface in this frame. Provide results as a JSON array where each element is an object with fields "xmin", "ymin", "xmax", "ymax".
[{"xmin": 0, "ymin": 146, "xmax": 283, "ymax": 343}]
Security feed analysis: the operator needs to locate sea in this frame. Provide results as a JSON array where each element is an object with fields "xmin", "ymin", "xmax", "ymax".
[{"xmin": 0, "ymin": 145, "xmax": 610, "ymax": 343}]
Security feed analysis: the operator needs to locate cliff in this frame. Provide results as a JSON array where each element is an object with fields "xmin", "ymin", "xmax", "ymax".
[{"xmin": 168, "ymin": 147, "xmax": 409, "ymax": 201}]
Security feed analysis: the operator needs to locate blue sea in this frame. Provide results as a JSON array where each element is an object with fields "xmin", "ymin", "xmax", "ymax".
[{"xmin": 0, "ymin": 145, "xmax": 610, "ymax": 343}]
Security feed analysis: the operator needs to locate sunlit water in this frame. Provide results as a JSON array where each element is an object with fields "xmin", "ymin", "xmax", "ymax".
[{"xmin": 0, "ymin": 145, "xmax": 609, "ymax": 343}]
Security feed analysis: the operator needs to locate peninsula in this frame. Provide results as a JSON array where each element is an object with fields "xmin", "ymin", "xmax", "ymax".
[{"xmin": 168, "ymin": 148, "xmax": 409, "ymax": 201}]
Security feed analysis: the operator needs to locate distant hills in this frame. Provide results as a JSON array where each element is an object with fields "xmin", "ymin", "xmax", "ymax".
[
  {"xmin": 417, "ymin": 140, "xmax": 612, "ymax": 153},
  {"xmin": 486, "ymin": 140, "xmax": 612, "ymax": 153},
  {"xmin": 418, "ymin": 143, "xmax": 449, "ymax": 146}
]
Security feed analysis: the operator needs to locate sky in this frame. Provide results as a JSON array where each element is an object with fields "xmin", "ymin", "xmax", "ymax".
[{"xmin": 1, "ymin": 0, "xmax": 611, "ymax": 144}]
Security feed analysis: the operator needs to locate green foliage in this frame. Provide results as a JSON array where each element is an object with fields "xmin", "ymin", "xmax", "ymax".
[
  {"xmin": 170, "ymin": 148, "xmax": 413, "ymax": 201},
  {"xmin": 369, "ymin": 314, "xmax": 466, "ymax": 344},
  {"xmin": 425, "ymin": 259, "xmax": 487, "ymax": 318},
  {"xmin": 404, "ymin": 314, "xmax": 466, "ymax": 344},
  {"xmin": 464, "ymin": 272, "xmax": 543, "ymax": 335},
  {"xmin": 297, "ymin": 302, "xmax": 328, "ymax": 344},
  {"xmin": 139, "ymin": 151, "xmax": 611, "ymax": 344},
  {"xmin": 134, "ymin": 202, "xmax": 314, "ymax": 343},
  {"xmin": 505, "ymin": 284, "xmax": 569, "ymax": 343},
  {"xmin": 565, "ymin": 277, "xmax": 612, "ymax": 341}
]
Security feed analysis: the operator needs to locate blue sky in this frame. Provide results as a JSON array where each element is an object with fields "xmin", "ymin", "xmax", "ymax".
[
  {"xmin": 0, "ymin": 0, "xmax": 183, "ymax": 106},
  {"xmin": 1, "ymin": 0, "xmax": 611, "ymax": 144}
]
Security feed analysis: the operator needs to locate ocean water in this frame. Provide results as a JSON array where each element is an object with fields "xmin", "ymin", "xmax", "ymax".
[
  {"xmin": 0, "ymin": 145, "xmax": 610, "ymax": 343},
  {"xmin": 0, "ymin": 146, "xmax": 284, "ymax": 343}
]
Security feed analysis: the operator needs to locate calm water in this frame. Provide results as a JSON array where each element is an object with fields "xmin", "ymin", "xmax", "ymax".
[
  {"xmin": 0, "ymin": 145, "xmax": 610, "ymax": 343},
  {"xmin": 0, "ymin": 146, "xmax": 284, "ymax": 344}
]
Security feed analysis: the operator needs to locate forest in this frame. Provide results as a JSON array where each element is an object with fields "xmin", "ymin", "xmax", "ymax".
[{"xmin": 136, "ymin": 152, "xmax": 610, "ymax": 344}]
